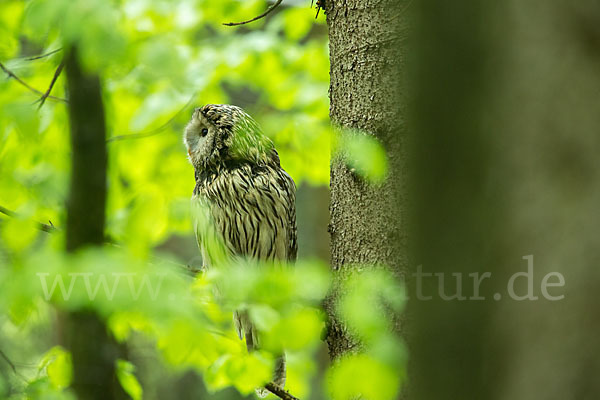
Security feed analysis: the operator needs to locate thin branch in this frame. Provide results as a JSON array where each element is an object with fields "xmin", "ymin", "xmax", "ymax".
[
  {"xmin": 25, "ymin": 48, "xmax": 63, "ymax": 61},
  {"xmin": 37, "ymin": 60, "xmax": 64, "ymax": 109},
  {"xmin": 265, "ymin": 382, "xmax": 300, "ymax": 400},
  {"xmin": 0, "ymin": 349, "xmax": 28, "ymax": 382},
  {"xmin": 223, "ymin": 0, "xmax": 283, "ymax": 26},
  {"xmin": 0, "ymin": 61, "xmax": 67, "ymax": 103},
  {"xmin": 107, "ymin": 92, "xmax": 197, "ymax": 143},
  {"xmin": 0, "ymin": 205, "xmax": 58, "ymax": 233},
  {"xmin": 312, "ymin": 0, "xmax": 323, "ymax": 18},
  {"xmin": 0, "ymin": 205, "xmax": 17, "ymax": 218}
]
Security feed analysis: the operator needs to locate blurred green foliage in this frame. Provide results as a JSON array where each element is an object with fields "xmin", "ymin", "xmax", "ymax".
[
  {"xmin": 0, "ymin": 0, "xmax": 402, "ymax": 399},
  {"xmin": 329, "ymin": 270, "xmax": 406, "ymax": 400},
  {"xmin": 334, "ymin": 129, "xmax": 388, "ymax": 184}
]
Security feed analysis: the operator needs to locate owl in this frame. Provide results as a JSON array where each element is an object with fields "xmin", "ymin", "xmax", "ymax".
[{"xmin": 184, "ymin": 104, "xmax": 296, "ymax": 390}]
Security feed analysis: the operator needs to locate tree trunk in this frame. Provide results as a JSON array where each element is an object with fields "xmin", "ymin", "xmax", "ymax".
[
  {"xmin": 323, "ymin": 0, "xmax": 407, "ymax": 359},
  {"xmin": 63, "ymin": 47, "xmax": 127, "ymax": 400},
  {"xmin": 408, "ymin": 1, "xmax": 600, "ymax": 399}
]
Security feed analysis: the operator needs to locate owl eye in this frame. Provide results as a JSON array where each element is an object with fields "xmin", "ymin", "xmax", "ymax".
[{"xmin": 201, "ymin": 128, "xmax": 208, "ymax": 137}]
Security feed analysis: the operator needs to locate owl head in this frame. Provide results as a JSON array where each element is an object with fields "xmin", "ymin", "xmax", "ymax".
[{"xmin": 184, "ymin": 104, "xmax": 275, "ymax": 170}]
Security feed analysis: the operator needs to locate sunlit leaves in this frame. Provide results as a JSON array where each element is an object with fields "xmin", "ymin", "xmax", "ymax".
[
  {"xmin": 204, "ymin": 352, "xmax": 272, "ymax": 395},
  {"xmin": 328, "ymin": 354, "xmax": 400, "ymax": 400},
  {"xmin": 0, "ymin": 0, "xmax": 337, "ymax": 398},
  {"xmin": 39, "ymin": 346, "xmax": 73, "ymax": 390},
  {"xmin": 116, "ymin": 360, "xmax": 143, "ymax": 400},
  {"xmin": 2, "ymin": 0, "xmax": 332, "ymax": 261},
  {"xmin": 23, "ymin": 0, "xmax": 67, "ymax": 39},
  {"xmin": 335, "ymin": 129, "xmax": 389, "ymax": 184},
  {"xmin": 329, "ymin": 268, "xmax": 407, "ymax": 400},
  {"xmin": 0, "ymin": 1, "xmax": 23, "ymax": 59},
  {"xmin": 136, "ymin": 39, "xmax": 188, "ymax": 88},
  {"xmin": 202, "ymin": 259, "xmax": 330, "ymax": 309},
  {"xmin": 0, "ymin": 214, "xmax": 39, "ymax": 253},
  {"xmin": 108, "ymin": 311, "xmax": 155, "ymax": 342},
  {"xmin": 25, "ymin": 379, "xmax": 76, "ymax": 400},
  {"xmin": 262, "ymin": 306, "xmax": 324, "ymax": 351},
  {"xmin": 283, "ymin": 7, "xmax": 314, "ymax": 41},
  {"xmin": 24, "ymin": 0, "xmax": 126, "ymax": 71},
  {"xmin": 338, "ymin": 269, "xmax": 405, "ymax": 343}
]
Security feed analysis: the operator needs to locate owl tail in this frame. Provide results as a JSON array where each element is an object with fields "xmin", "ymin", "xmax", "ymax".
[{"xmin": 233, "ymin": 310, "xmax": 287, "ymax": 396}]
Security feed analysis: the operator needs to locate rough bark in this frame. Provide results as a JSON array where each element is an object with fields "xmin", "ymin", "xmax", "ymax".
[
  {"xmin": 324, "ymin": 0, "xmax": 407, "ymax": 359},
  {"xmin": 408, "ymin": 1, "xmax": 600, "ymax": 399},
  {"xmin": 64, "ymin": 47, "xmax": 127, "ymax": 400}
]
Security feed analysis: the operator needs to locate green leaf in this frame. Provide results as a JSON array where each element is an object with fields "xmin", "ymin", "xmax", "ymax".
[
  {"xmin": 249, "ymin": 304, "xmax": 280, "ymax": 331},
  {"xmin": 338, "ymin": 130, "xmax": 388, "ymax": 183},
  {"xmin": 0, "ymin": 214, "xmax": 39, "ymax": 253},
  {"xmin": 328, "ymin": 354, "xmax": 401, "ymax": 400},
  {"xmin": 116, "ymin": 360, "xmax": 143, "ymax": 400},
  {"xmin": 283, "ymin": 7, "xmax": 313, "ymax": 41},
  {"xmin": 266, "ymin": 307, "xmax": 324, "ymax": 351},
  {"xmin": 205, "ymin": 352, "xmax": 272, "ymax": 395},
  {"xmin": 338, "ymin": 269, "xmax": 406, "ymax": 343},
  {"xmin": 39, "ymin": 346, "xmax": 72, "ymax": 389}
]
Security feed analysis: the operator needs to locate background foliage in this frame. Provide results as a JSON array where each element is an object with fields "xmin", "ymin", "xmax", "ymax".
[{"xmin": 0, "ymin": 1, "xmax": 403, "ymax": 399}]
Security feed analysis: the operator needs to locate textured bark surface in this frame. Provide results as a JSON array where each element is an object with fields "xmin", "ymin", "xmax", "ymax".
[
  {"xmin": 64, "ymin": 48, "xmax": 127, "ymax": 400},
  {"xmin": 324, "ymin": 0, "xmax": 406, "ymax": 360}
]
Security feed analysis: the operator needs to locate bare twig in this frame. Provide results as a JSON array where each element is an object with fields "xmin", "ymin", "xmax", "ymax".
[
  {"xmin": 265, "ymin": 382, "xmax": 300, "ymax": 400},
  {"xmin": 25, "ymin": 48, "xmax": 63, "ymax": 61},
  {"xmin": 37, "ymin": 60, "xmax": 64, "ymax": 109},
  {"xmin": 0, "ymin": 61, "xmax": 67, "ymax": 103},
  {"xmin": 223, "ymin": 0, "xmax": 283, "ymax": 26},
  {"xmin": 312, "ymin": 0, "xmax": 323, "ymax": 18},
  {"xmin": 0, "ymin": 205, "xmax": 58, "ymax": 233},
  {"xmin": 0, "ymin": 205, "xmax": 17, "ymax": 218},
  {"xmin": 107, "ymin": 92, "xmax": 197, "ymax": 143},
  {"xmin": 0, "ymin": 349, "xmax": 28, "ymax": 382}
]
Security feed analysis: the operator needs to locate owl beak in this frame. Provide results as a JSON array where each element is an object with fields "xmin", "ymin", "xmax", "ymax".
[{"xmin": 187, "ymin": 148, "xmax": 193, "ymax": 158}]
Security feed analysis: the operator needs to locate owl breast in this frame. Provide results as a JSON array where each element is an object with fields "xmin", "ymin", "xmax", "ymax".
[{"xmin": 192, "ymin": 162, "xmax": 297, "ymax": 267}]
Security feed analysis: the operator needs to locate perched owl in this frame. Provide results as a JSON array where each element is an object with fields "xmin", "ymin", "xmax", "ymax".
[{"xmin": 184, "ymin": 104, "xmax": 296, "ymax": 390}]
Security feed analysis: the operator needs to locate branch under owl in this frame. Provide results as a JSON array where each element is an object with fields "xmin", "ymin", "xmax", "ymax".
[
  {"xmin": 223, "ymin": 0, "xmax": 283, "ymax": 26},
  {"xmin": 265, "ymin": 382, "xmax": 301, "ymax": 400}
]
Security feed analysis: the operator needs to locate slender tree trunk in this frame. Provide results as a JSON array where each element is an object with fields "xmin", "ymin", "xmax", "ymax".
[
  {"xmin": 323, "ymin": 0, "xmax": 407, "ymax": 359},
  {"xmin": 63, "ymin": 47, "xmax": 126, "ymax": 400}
]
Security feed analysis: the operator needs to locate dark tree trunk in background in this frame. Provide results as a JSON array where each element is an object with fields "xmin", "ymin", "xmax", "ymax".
[
  {"xmin": 407, "ymin": 1, "xmax": 498, "ymax": 398},
  {"xmin": 64, "ymin": 47, "xmax": 127, "ymax": 400},
  {"xmin": 323, "ymin": 0, "xmax": 407, "ymax": 359},
  {"xmin": 409, "ymin": 1, "xmax": 600, "ymax": 400}
]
